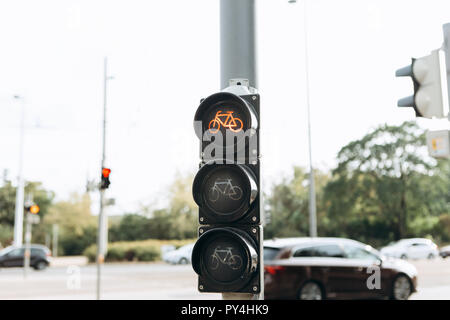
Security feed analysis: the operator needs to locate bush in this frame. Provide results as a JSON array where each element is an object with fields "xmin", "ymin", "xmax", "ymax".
[
  {"xmin": 135, "ymin": 246, "xmax": 159, "ymax": 261},
  {"xmin": 59, "ymin": 225, "xmax": 97, "ymax": 256},
  {"xmin": 432, "ymin": 214, "xmax": 450, "ymax": 243},
  {"xmin": 82, "ymin": 239, "xmax": 194, "ymax": 263},
  {"xmin": 0, "ymin": 224, "xmax": 13, "ymax": 248},
  {"xmin": 106, "ymin": 246, "xmax": 126, "ymax": 261},
  {"xmin": 83, "ymin": 245, "xmax": 97, "ymax": 262}
]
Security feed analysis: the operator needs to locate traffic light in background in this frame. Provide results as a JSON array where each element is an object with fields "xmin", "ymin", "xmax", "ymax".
[
  {"xmin": 100, "ymin": 168, "xmax": 111, "ymax": 190},
  {"xmin": 396, "ymin": 49, "xmax": 445, "ymax": 119},
  {"xmin": 25, "ymin": 204, "xmax": 40, "ymax": 215},
  {"xmin": 191, "ymin": 81, "xmax": 262, "ymax": 294}
]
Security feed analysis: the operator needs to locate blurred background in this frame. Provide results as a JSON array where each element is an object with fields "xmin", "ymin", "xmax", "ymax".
[{"xmin": 0, "ymin": 0, "xmax": 449, "ymax": 300}]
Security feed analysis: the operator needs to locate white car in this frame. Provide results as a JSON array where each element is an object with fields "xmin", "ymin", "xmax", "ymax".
[
  {"xmin": 380, "ymin": 238, "xmax": 439, "ymax": 260},
  {"xmin": 162, "ymin": 243, "xmax": 194, "ymax": 265}
]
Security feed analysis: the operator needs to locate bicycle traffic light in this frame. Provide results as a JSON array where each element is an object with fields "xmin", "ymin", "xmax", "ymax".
[
  {"xmin": 100, "ymin": 168, "xmax": 111, "ymax": 190},
  {"xmin": 191, "ymin": 81, "xmax": 262, "ymax": 294},
  {"xmin": 396, "ymin": 49, "xmax": 445, "ymax": 119}
]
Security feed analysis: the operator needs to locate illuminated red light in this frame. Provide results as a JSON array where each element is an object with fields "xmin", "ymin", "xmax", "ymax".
[{"xmin": 102, "ymin": 168, "xmax": 111, "ymax": 178}]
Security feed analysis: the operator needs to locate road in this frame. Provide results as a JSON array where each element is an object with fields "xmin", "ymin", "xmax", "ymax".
[
  {"xmin": 409, "ymin": 258, "xmax": 450, "ymax": 300},
  {"xmin": 0, "ymin": 258, "xmax": 448, "ymax": 300}
]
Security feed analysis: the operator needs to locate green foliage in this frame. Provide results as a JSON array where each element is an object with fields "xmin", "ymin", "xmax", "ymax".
[
  {"xmin": 58, "ymin": 225, "xmax": 97, "ymax": 256},
  {"xmin": 135, "ymin": 246, "xmax": 159, "ymax": 261},
  {"xmin": 0, "ymin": 181, "xmax": 17, "ymax": 227},
  {"xmin": 432, "ymin": 214, "xmax": 450, "ymax": 243},
  {"xmin": 83, "ymin": 239, "xmax": 194, "ymax": 262},
  {"xmin": 265, "ymin": 121, "xmax": 450, "ymax": 247},
  {"xmin": 0, "ymin": 224, "xmax": 13, "ymax": 248},
  {"xmin": 110, "ymin": 173, "xmax": 197, "ymax": 241},
  {"xmin": 42, "ymin": 193, "xmax": 96, "ymax": 255},
  {"xmin": 109, "ymin": 214, "xmax": 150, "ymax": 242},
  {"xmin": 265, "ymin": 167, "xmax": 330, "ymax": 238},
  {"xmin": 0, "ymin": 181, "xmax": 54, "ymax": 246},
  {"xmin": 325, "ymin": 121, "xmax": 449, "ymax": 243}
]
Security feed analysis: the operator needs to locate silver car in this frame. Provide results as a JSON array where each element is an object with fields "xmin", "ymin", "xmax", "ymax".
[{"xmin": 162, "ymin": 243, "xmax": 194, "ymax": 265}]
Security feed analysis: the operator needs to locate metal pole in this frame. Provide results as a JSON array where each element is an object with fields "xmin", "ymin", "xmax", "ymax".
[
  {"xmin": 13, "ymin": 96, "xmax": 25, "ymax": 247},
  {"xmin": 443, "ymin": 24, "xmax": 450, "ymax": 118},
  {"xmin": 303, "ymin": 0, "xmax": 317, "ymax": 238},
  {"xmin": 220, "ymin": 0, "xmax": 257, "ymax": 90},
  {"xmin": 96, "ymin": 57, "xmax": 109, "ymax": 300},
  {"xmin": 24, "ymin": 213, "xmax": 31, "ymax": 278},
  {"xmin": 220, "ymin": 0, "xmax": 262, "ymax": 300},
  {"xmin": 289, "ymin": 0, "xmax": 317, "ymax": 237},
  {"xmin": 52, "ymin": 224, "xmax": 59, "ymax": 257}
]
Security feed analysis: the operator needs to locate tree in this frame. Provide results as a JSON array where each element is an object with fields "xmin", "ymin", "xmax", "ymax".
[
  {"xmin": 43, "ymin": 193, "xmax": 96, "ymax": 255},
  {"xmin": 264, "ymin": 167, "xmax": 330, "ymax": 239},
  {"xmin": 324, "ymin": 121, "xmax": 446, "ymax": 244},
  {"xmin": 109, "ymin": 214, "xmax": 150, "ymax": 242},
  {"xmin": 0, "ymin": 180, "xmax": 54, "ymax": 246},
  {"xmin": 110, "ymin": 173, "xmax": 198, "ymax": 241}
]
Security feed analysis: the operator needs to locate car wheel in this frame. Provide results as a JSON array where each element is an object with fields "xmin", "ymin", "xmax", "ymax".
[
  {"xmin": 427, "ymin": 253, "xmax": 435, "ymax": 260},
  {"xmin": 179, "ymin": 258, "xmax": 188, "ymax": 265},
  {"xmin": 34, "ymin": 260, "xmax": 48, "ymax": 271},
  {"xmin": 400, "ymin": 254, "xmax": 407, "ymax": 260},
  {"xmin": 391, "ymin": 275, "xmax": 412, "ymax": 300},
  {"xmin": 298, "ymin": 281, "xmax": 323, "ymax": 300}
]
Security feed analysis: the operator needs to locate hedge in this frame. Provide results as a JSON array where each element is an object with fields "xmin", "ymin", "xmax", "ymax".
[{"xmin": 83, "ymin": 239, "xmax": 195, "ymax": 263}]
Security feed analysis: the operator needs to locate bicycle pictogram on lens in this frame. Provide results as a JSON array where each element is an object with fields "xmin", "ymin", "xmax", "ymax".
[
  {"xmin": 208, "ymin": 110, "xmax": 243, "ymax": 133},
  {"xmin": 209, "ymin": 179, "xmax": 243, "ymax": 202},
  {"xmin": 210, "ymin": 247, "xmax": 243, "ymax": 271}
]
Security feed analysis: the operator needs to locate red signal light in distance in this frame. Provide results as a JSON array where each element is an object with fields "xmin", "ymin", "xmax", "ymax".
[{"xmin": 102, "ymin": 168, "xmax": 111, "ymax": 178}]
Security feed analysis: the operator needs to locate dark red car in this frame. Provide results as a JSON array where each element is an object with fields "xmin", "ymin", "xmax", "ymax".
[{"xmin": 264, "ymin": 237, "xmax": 418, "ymax": 300}]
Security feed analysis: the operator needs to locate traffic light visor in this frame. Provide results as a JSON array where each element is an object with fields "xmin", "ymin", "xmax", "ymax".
[
  {"xmin": 194, "ymin": 92, "xmax": 258, "ymax": 140},
  {"xmin": 191, "ymin": 227, "xmax": 258, "ymax": 292}
]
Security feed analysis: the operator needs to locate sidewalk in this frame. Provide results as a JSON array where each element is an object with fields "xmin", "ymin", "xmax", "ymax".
[{"xmin": 50, "ymin": 256, "xmax": 88, "ymax": 268}]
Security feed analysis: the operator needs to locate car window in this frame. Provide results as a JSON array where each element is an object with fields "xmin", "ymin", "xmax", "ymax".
[
  {"xmin": 293, "ymin": 245, "xmax": 345, "ymax": 258},
  {"xmin": 0, "ymin": 247, "xmax": 12, "ymax": 256},
  {"xmin": 264, "ymin": 247, "xmax": 280, "ymax": 261},
  {"xmin": 31, "ymin": 248, "xmax": 43, "ymax": 256},
  {"xmin": 293, "ymin": 246, "xmax": 315, "ymax": 257},
  {"xmin": 343, "ymin": 245, "xmax": 379, "ymax": 261},
  {"xmin": 8, "ymin": 248, "xmax": 24, "ymax": 257},
  {"xmin": 315, "ymin": 245, "xmax": 345, "ymax": 258}
]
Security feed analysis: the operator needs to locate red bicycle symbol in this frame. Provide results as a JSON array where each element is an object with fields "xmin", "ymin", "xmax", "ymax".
[{"xmin": 208, "ymin": 110, "xmax": 243, "ymax": 133}]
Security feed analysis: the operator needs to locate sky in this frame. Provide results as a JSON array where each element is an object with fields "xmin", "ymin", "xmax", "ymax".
[{"xmin": 1, "ymin": 0, "xmax": 450, "ymax": 215}]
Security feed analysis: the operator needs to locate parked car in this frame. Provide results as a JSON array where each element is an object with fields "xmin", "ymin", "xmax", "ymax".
[
  {"xmin": 0, "ymin": 245, "xmax": 51, "ymax": 270},
  {"xmin": 162, "ymin": 243, "xmax": 194, "ymax": 265},
  {"xmin": 440, "ymin": 245, "xmax": 450, "ymax": 259},
  {"xmin": 380, "ymin": 238, "xmax": 439, "ymax": 260},
  {"xmin": 264, "ymin": 237, "xmax": 417, "ymax": 300}
]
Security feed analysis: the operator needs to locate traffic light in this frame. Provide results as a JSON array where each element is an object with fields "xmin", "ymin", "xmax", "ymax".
[
  {"xmin": 25, "ymin": 204, "xmax": 40, "ymax": 215},
  {"xmin": 396, "ymin": 49, "xmax": 445, "ymax": 118},
  {"xmin": 426, "ymin": 130, "xmax": 450, "ymax": 159},
  {"xmin": 100, "ymin": 168, "xmax": 111, "ymax": 190},
  {"xmin": 191, "ymin": 81, "xmax": 262, "ymax": 294}
]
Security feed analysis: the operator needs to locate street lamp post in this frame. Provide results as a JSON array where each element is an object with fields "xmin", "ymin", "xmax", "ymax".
[
  {"xmin": 96, "ymin": 57, "xmax": 113, "ymax": 300},
  {"xmin": 288, "ymin": 0, "xmax": 317, "ymax": 237},
  {"xmin": 13, "ymin": 95, "xmax": 26, "ymax": 247}
]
